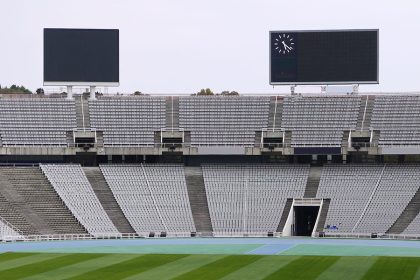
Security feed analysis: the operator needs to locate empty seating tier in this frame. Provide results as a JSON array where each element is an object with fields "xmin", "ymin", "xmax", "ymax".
[
  {"xmin": 355, "ymin": 165, "xmax": 420, "ymax": 234},
  {"xmin": 317, "ymin": 164, "xmax": 420, "ymax": 234},
  {"xmin": 41, "ymin": 164, "xmax": 119, "ymax": 236},
  {"xmin": 202, "ymin": 164, "xmax": 309, "ymax": 235},
  {"xmin": 100, "ymin": 164, "xmax": 196, "ymax": 235},
  {"xmin": 89, "ymin": 97, "xmax": 166, "ymax": 146},
  {"xmin": 370, "ymin": 96, "xmax": 420, "ymax": 146},
  {"xmin": 316, "ymin": 165, "xmax": 383, "ymax": 233},
  {"xmin": 0, "ymin": 98, "xmax": 76, "ymax": 146},
  {"xmin": 179, "ymin": 96, "xmax": 270, "ymax": 145},
  {"xmin": 281, "ymin": 96, "xmax": 360, "ymax": 146}
]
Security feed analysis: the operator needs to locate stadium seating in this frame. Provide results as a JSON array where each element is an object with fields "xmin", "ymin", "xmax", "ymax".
[
  {"xmin": 0, "ymin": 218, "xmax": 21, "ymax": 239},
  {"xmin": 402, "ymin": 213, "xmax": 420, "ymax": 235},
  {"xmin": 281, "ymin": 96, "xmax": 360, "ymax": 146},
  {"xmin": 41, "ymin": 164, "xmax": 120, "ymax": 236},
  {"xmin": 0, "ymin": 98, "xmax": 76, "ymax": 146},
  {"xmin": 354, "ymin": 165, "xmax": 420, "ymax": 234},
  {"xmin": 370, "ymin": 96, "xmax": 420, "ymax": 146},
  {"xmin": 179, "ymin": 96, "xmax": 270, "ymax": 145},
  {"xmin": 89, "ymin": 97, "xmax": 166, "ymax": 146},
  {"xmin": 202, "ymin": 164, "xmax": 309, "ymax": 235},
  {"xmin": 317, "ymin": 164, "xmax": 420, "ymax": 234},
  {"xmin": 100, "ymin": 164, "xmax": 196, "ymax": 235},
  {"xmin": 316, "ymin": 165, "xmax": 383, "ymax": 233}
]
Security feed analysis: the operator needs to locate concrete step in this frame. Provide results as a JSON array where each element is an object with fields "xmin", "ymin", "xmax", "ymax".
[
  {"xmin": 1, "ymin": 167, "xmax": 87, "ymax": 235},
  {"xmin": 276, "ymin": 198, "xmax": 293, "ymax": 232},
  {"xmin": 304, "ymin": 166, "xmax": 323, "ymax": 198},
  {"xmin": 267, "ymin": 96, "xmax": 283, "ymax": 130},
  {"xmin": 387, "ymin": 186, "xmax": 420, "ymax": 234},
  {"xmin": 84, "ymin": 167, "xmax": 136, "ymax": 234},
  {"xmin": 185, "ymin": 166, "xmax": 213, "ymax": 234},
  {"xmin": 316, "ymin": 199, "xmax": 331, "ymax": 232}
]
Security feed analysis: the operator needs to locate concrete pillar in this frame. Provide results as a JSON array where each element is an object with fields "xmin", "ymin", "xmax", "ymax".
[
  {"xmin": 66, "ymin": 86, "xmax": 73, "ymax": 99},
  {"xmin": 89, "ymin": 86, "xmax": 96, "ymax": 100}
]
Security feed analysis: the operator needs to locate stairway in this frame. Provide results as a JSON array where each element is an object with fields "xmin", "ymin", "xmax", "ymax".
[
  {"xmin": 166, "ymin": 96, "xmax": 180, "ymax": 131},
  {"xmin": 276, "ymin": 198, "xmax": 293, "ymax": 232},
  {"xmin": 356, "ymin": 96, "xmax": 375, "ymax": 132},
  {"xmin": 0, "ymin": 191, "xmax": 37, "ymax": 235},
  {"xmin": 75, "ymin": 97, "xmax": 91, "ymax": 129},
  {"xmin": 254, "ymin": 131, "xmax": 262, "ymax": 148},
  {"xmin": 316, "ymin": 199, "xmax": 331, "ymax": 232},
  {"xmin": 83, "ymin": 167, "xmax": 136, "ymax": 234},
  {"xmin": 387, "ymin": 186, "xmax": 420, "ymax": 234},
  {"xmin": 1, "ymin": 167, "xmax": 87, "ymax": 235},
  {"xmin": 341, "ymin": 131, "xmax": 350, "ymax": 148},
  {"xmin": 283, "ymin": 131, "xmax": 292, "ymax": 147},
  {"xmin": 267, "ymin": 96, "xmax": 283, "ymax": 130},
  {"xmin": 304, "ymin": 166, "xmax": 323, "ymax": 198},
  {"xmin": 184, "ymin": 167, "xmax": 213, "ymax": 235}
]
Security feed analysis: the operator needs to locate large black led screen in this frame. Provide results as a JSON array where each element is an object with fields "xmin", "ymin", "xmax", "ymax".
[
  {"xmin": 270, "ymin": 30, "xmax": 378, "ymax": 84},
  {"xmin": 44, "ymin": 28, "xmax": 119, "ymax": 84}
]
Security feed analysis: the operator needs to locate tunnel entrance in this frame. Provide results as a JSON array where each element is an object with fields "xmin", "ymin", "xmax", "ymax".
[{"xmin": 294, "ymin": 206, "xmax": 319, "ymax": 236}]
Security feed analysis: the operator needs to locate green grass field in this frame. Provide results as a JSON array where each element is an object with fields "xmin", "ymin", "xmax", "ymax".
[{"xmin": 1, "ymin": 253, "xmax": 420, "ymax": 280}]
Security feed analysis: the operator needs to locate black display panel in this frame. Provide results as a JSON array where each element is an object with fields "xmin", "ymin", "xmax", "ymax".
[
  {"xmin": 44, "ymin": 28, "xmax": 119, "ymax": 85},
  {"xmin": 270, "ymin": 30, "xmax": 378, "ymax": 85}
]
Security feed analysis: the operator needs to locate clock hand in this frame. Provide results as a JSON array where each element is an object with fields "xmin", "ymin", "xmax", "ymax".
[{"xmin": 282, "ymin": 41, "xmax": 292, "ymax": 51}]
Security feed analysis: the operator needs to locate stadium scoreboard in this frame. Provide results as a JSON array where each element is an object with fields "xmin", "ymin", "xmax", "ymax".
[
  {"xmin": 44, "ymin": 28, "xmax": 119, "ymax": 86},
  {"xmin": 270, "ymin": 29, "xmax": 379, "ymax": 85}
]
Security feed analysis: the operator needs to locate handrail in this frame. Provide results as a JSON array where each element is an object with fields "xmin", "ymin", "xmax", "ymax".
[
  {"xmin": 361, "ymin": 96, "xmax": 369, "ymax": 132},
  {"xmin": 352, "ymin": 164, "xmax": 386, "ymax": 232},
  {"xmin": 0, "ymin": 216, "xmax": 23, "ymax": 236},
  {"xmin": 1, "ymin": 232, "xmax": 195, "ymax": 242}
]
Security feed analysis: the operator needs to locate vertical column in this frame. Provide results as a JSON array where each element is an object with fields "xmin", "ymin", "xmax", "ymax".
[
  {"xmin": 66, "ymin": 86, "xmax": 73, "ymax": 99},
  {"xmin": 89, "ymin": 86, "xmax": 96, "ymax": 100}
]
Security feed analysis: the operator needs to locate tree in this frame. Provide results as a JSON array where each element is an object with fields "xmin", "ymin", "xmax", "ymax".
[
  {"xmin": 0, "ymin": 85, "xmax": 32, "ymax": 94},
  {"xmin": 36, "ymin": 88, "xmax": 45, "ymax": 95},
  {"xmin": 133, "ymin": 91, "xmax": 143, "ymax": 96},
  {"xmin": 219, "ymin": 90, "xmax": 239, "ymax": 96},
  {"xmin": 195, "ymin": 88, "xmax": 214, "ymax": 96}
]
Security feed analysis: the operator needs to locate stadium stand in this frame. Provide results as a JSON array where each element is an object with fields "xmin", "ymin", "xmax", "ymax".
[
  {"xmin": 89, "ymin": 97, "xmax": 166, "ymax": 146},
  {"xmin": 316, "ymin": 165, "xmax": 384, "ymax": 233},
  {"xmin": 0, "ymin": 167, "xmax": 86, "ymax": 235},
  {"xmin": 0, "ymin": 94, "xmax": 419, "ymax": 240},
  {"xmin": 179, "ymin": 96, "xmax": 270, "ymax": 145},
  {"xmin": 402, "ymin": 212, "xmax": 420, "ymax": 235},
  {"xmin": 0, "ymin": 98, "xmax": 76, "ymax": 146},
  {"xmin": 0, "ymin": 217, "xmax": 20, "ymax": 239},
  {"xmin": 100, "ymin": 164, "xmax": 196, "ymax": 235},
  {"xmin": 354, "ymin": 165, "xmax": 420, "ymax": 234},
  {"xmin": 280, "ymin": 96, "xmax": 360, "ymax": 146},
  {"xmin": 370, "ymin": 96, "xmax": 420, "ymax": 146},
  {"xmin": 41, "ymin": 164, "xmax": 120, "ymax": 236},
  {"xmin": 202, "ymin": 164, "xmax": 309, "ymax": 235}
]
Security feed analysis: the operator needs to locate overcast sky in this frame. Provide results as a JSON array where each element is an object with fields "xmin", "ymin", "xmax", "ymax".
[{"xmin": 1, "ymin": 0, "xmax": 419, "ymax": 94}]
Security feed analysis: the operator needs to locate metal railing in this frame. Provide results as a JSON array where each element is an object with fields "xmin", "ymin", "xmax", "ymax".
[{"xmin": 1, "ymin": 232, "xmax": 194, "ymax": 242}]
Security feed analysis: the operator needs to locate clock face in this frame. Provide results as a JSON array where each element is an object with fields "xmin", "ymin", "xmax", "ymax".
[{"xmin": 273, "ymin": 33, "xmax": 295, "ymax": 55}]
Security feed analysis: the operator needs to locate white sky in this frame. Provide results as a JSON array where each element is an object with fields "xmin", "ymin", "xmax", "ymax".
[{"xmin": 0, "ymin": 0, "xmax": 419, "ymax": 94}]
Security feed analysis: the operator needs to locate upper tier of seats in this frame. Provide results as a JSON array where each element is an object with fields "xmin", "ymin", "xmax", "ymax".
[
  {"xmin": 89, "ymin": 97, "xmax": 166, "ymax": 146},
  {"xmin": 281, "ymin": 96, "xmax": 361, "ymax": 146},
  {"xmin": 370, "ymin": 96, "xmax": 420, "ymax": 146},
  {"xmin": 0, "ymin": 94, "xmax": 419, "ymax": 147},
  {"xmin": 179, "ymin": 96, "xmax": 270, "ymax": 145},
  {"xmin": 0, "ymin": 98, "xmax": 76, "ymax": 146}
]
